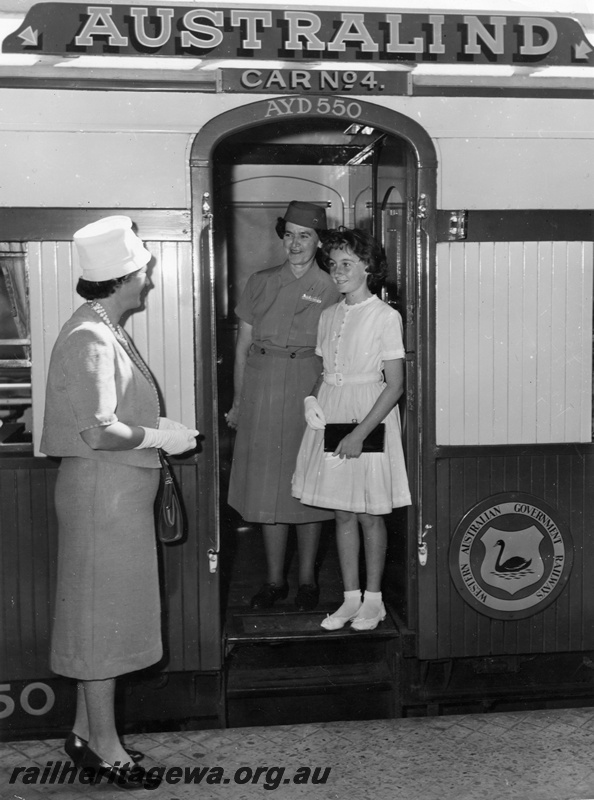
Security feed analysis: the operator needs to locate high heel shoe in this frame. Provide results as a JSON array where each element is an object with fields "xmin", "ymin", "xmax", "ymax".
[
  {"xmin": 350, "ymin": 602, "xmax": 387, "ymax": 631},
  {"xmin": 79, "ymin": 745, "xmax": 161, "ymax": 790},
  {"xmin": 64, "ymin": 732, "xmax": 144, "ymax": 766},
  {"xmin": 320, "ymin": 604, "xmax": 362, "ymax": 631}
]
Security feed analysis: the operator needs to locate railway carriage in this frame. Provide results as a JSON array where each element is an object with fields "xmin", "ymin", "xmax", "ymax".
[{"xmin": 1, "ymin": 0, "xmax": 593, "ymax": 736}]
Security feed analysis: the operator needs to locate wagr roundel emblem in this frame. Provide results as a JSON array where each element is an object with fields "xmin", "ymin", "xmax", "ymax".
[{"xmin": 449, "ymin": 493, "xmax": 573, "ymax": 620}]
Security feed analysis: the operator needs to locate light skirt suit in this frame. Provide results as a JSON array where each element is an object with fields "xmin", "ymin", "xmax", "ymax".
[{"xmin": 41, "ymin": 303, "xmax": 162, "ymax": 680}]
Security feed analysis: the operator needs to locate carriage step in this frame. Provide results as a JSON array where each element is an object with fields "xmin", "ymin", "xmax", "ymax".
[
  {"xmin": 227, "ymin": 660, "xmax": 393, "ymax": 697},
  {"xmin": 225, "ymin": 606, "xmax": 399, "ymax": 644},
  {"xmin": 224, "ymin": 625, "xmax": 401, "ymax": 726}
]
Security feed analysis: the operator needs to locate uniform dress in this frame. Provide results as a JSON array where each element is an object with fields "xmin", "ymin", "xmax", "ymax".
[
  {"xmin": 292, "ymin": 294, "xmax": 412, "ymax": 515},
  {"xmin": 41, "ymin": 303, "xmax": 162, "ymax": 680},
  {"xmin": 228, "ymin": 262, "xmax": 340, "ymax": 524}
]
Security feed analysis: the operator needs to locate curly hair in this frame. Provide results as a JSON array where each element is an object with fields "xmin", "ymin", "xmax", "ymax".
[
  {"xmin": 321, "ymin": 227, "xmax": 388, "ymax": 291},
  {"xmin": 76, "ymin": 271, "xmax": 137, "ymax": 300}
]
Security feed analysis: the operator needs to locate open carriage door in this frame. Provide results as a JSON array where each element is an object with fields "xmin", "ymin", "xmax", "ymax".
[
  {"xmin": 190, "ymin": 99, "xmax": 437, "ymax": 667},
  {"xmin": 372, "ymin": 128, "xmax": 437, "ymax": 655},
  {"xmin": 186, "ymin": 176, "xmax": 223, "ymax": 673}
]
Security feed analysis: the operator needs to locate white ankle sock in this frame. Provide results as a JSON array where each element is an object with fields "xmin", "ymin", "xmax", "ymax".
[
  {"xmin": 356, "ymin": 590, "xmax": 383, "ymax": 620},
  {"xmin": 330, "ymin": 590, "xmax": 362, "ymax": 619}
]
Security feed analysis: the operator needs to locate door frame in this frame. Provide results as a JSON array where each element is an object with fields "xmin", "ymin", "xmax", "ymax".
[{"xmin": 189, "ymin": 97, "xmax": 438, "ymax": 666}]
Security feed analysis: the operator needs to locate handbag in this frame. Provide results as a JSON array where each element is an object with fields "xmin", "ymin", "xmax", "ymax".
[
  {"xmin": 324, "ymin": 422, "xmax": 385, "ymax": 453},
  {"xmin": 156, "ymin": 452, "xmax": 186, "ymax": 543}
]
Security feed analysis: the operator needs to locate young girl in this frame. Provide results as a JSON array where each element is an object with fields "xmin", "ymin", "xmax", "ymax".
[{"xmin": 292, "ymin": 228, "xmax": 411, "ymax": 631}]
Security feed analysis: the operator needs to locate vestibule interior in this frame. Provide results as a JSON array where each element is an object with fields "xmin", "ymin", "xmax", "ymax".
[{"xmin": 211, "ymin": 117, "xmax": 412, "ymax": 624}]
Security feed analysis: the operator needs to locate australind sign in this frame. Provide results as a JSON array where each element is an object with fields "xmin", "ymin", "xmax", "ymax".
[{"xmin": 4, "ymin": 5, "xmax": 593, "ymax": 66}]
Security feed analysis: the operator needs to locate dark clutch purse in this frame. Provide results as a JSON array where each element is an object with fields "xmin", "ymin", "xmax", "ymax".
[
  {"xmin": 156, "ymin": 452, "xmax": 186, "ymax": 544},
  {"xmin": 323, "ymin": 422, "xmax": 385, "ymax": 453}
]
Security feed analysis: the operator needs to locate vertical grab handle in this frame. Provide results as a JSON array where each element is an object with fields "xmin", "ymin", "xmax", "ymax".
[
  {"xmin": 202, "ymin": 192, "xmax": 220, "ymax": 574},
  {"xmin": 415, "ymin": 193, "xmax": 429, "ymax": 568},
  {"xmin": 418, "ymin": 524, "xmax": 432, "ymax": 566}
]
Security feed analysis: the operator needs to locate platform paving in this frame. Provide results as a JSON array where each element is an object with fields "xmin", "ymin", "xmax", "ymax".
[{"xmin": 3, "ymin": 706, "xmax": 594, "ymax": 799}]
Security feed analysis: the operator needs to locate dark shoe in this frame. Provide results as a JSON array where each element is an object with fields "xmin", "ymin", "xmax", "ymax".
[
  {"xmin": 64, "ymin": 732, "xmax": 144, "ymax": 766},
  {"xmin": 295, "ymin": 583, "xmax": 320, "ymax": 611},
  {"xmin": 250, "ymin": 582, "xmax": 289, "ymax": 609},
  {"xmin": 79, "ymin": 745, "xmax": 161, "ymax": 790}
]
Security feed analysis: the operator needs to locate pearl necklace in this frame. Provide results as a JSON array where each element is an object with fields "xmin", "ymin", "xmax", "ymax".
[{"xmin": 87, "ymin": 300, "xmax": 160, "ymax": 408}]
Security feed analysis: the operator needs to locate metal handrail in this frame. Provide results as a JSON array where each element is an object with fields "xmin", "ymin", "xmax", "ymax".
[{"xmin": 203, "ymin": 191, "xmax": 221, "ymax": 575}]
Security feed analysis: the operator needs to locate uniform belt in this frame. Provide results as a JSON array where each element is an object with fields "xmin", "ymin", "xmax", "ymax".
[
  {"xmin": 324, "ymin": 372, "xmax": 382, "ymax": 386},
  {"xmin": 251, "ymin": 344, "xmax": 316, "ymax": 359}
]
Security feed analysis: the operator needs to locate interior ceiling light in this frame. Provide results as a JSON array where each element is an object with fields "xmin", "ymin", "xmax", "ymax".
[
  {"xmin": 344, "ymin": 124, "xmax": 375, "ymax": 136},
  {"xmin": 346, "ymin": 134, "xmax": 386, "ymax": 166}
]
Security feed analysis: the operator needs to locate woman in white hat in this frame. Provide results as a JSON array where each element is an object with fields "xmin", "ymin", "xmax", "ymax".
[
  {"xmin": 225, "ymin": 201, "xmax": 340, "ymax": 611},
  {"xmin": 41, "ymin": 216, "xmax": 197, "ymax": 789}
]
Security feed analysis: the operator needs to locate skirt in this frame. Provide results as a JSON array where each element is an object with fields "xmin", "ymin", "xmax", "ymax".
[
  {"xmin": 227, "ymin": 348, "xmax": 334, "ymax": 524},
  {"xmin": 292, "ymin": 381, "xmax": 412, "ymax": 515},
  {"xmin": 50, "ymin": 457, "xmax": 162, "ymax": 680}
]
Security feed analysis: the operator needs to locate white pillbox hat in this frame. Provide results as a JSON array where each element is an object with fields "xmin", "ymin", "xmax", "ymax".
[{"xmin": 74, "ymin": 215, "xmax": 151, "ymax": 282}]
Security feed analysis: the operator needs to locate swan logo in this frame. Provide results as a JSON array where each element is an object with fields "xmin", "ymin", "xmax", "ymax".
[
  {"xmin": 449, "ymin": 493, "xmax": 573, "ymax": 620},
  {"xmin": 479, "ymin": 527, "xmax": 544, "ymax": 595}
]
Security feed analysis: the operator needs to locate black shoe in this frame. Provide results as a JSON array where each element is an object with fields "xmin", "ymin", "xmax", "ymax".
[
  {"xmin": 250, "ymin": 582, "xmax": 289, "ymax": 609},
  {"xmin": 79, "ymin": 745, "xmax": 161, "ymax": 790},
  {"xmin": 64, "ymin": 732, "xmax": 144, "ymax": 766},
  {"xmin": 295, "ymin": 583, "xmax": 320, "ymax": 611}
]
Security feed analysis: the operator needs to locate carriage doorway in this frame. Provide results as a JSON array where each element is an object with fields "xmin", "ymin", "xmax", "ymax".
[{"xmin": 190, "ymin": 99, "xmax": 437, "ymax": 673}]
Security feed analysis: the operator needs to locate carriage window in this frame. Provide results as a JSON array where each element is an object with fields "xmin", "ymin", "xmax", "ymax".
[{"xmin": 0, "ymin": 243, "xmax": 32, "ymax": 451}]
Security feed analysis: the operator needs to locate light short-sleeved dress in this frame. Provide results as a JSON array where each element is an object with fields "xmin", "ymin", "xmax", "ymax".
[{"xmin": 292, "ymin": 294, "xmax": 412, "ymax": 515}]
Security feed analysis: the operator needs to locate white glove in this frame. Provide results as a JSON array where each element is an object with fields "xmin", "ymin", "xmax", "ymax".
[
  {"xmin": 135, "ymin": 426, "xmax": 198, "ymax": 455},
  {"xmin": 304, "ymin": 396, "xmax": 326, "ymax": 430},
  {"xmin": 159, "ymin": 417, "xmax": 188, "ymax": 431}
]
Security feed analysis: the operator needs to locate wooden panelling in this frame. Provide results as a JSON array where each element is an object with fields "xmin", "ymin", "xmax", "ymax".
[
  {"xmin": 436, "ymin": 241, "xmax": 593, "ymax": 446},
  {"xmin": 435, "ymin": 453, "xmax": 594, "ymax": 660},
  {"xmin": 0, "ymin": 460, "xmax": 202, "ymax": 680},
  {"xmin": 161, "ymin": 464, "xmax": 202, "ymax": 672},
  {"xmin": 0, "ymin": 463, "xmax": 58, "ymax": 679},
  {"xmin": 29, "ymin": 239, "xmax": 196, "ymax": 454}
]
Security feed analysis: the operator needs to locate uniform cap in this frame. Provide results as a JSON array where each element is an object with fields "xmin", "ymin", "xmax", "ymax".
[{"xmin": 283, "ymin": 201, "xmax": 327, "ymax": 230}]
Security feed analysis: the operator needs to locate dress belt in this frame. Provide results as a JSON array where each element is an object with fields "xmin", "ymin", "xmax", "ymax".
[
  {"xmin": 324, "ymin": 372, "xmax": 382, "ymax": 386},
  {"xmin": 251, "ymin": 343, "xmax": 316, "ymax": 359}
]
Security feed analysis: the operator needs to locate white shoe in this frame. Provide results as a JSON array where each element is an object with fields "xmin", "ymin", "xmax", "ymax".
[
  {"xmin": 320, "ymin": 605, "xmax": 362, "ymax": 631},
  {"xmin": 351, "ymin": 603, "xmax": 386, "ymax": 631}
]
